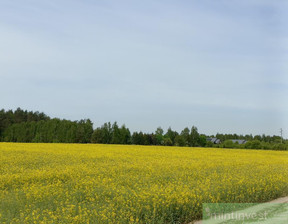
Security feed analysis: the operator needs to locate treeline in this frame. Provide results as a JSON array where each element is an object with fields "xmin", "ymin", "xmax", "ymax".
[
  {"xmin": 212, "ymin": 133, "xmax": 287, "ymax": 150},
  {"xmin": 91, "ymin": 124, "xmax": 206, "ymax": 147},
  {"xmin": 220, "ymin": 139, "xmax": 288, "ymax": 150},
  {"xmin": 0, "ymin": 108, "xmax": 92, "ymax": 143},
  {"xmin": 91, "ymin": 123, "xmax": 287, "ymax": 150},
  {"xmin": 3, "ymin": 119, "xmax": 93, "ymax": 143},
  {"xmin": 0, "ymin": 108, "xmax": 49, "ymax": 137},
  {"xmin": 215, "ymin": 133, "xmax": 283, "ymax": 144},
  {"xmin": 0, "ymin": 108, "xmax": 287, "ymax": 150}
]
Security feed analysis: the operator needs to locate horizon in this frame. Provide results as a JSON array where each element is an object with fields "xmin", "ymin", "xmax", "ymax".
[
  {"xmin": 1, "ymin": 107, "xmax": 285, "ymax": 139},
  {"xmin": 1, "ymin": 0, "xmax": 287, "ymax": 138}
]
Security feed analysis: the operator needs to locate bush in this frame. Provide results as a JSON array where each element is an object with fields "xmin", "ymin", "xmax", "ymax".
[
  {"xmin": 223, "ymin": 140, "xmax": 234, "ymax": 148},
  {"xmin": 272, "ymin": 143, "xmax": 288, "ymax": 151},
  {"xmin": 245, "ymin": 140, "xmax": 262, "ymax": 149}
]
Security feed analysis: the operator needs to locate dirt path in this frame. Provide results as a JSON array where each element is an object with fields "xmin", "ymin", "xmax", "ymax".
[
  {"xmin": 268, "ymin": 196, "xmax": 288, "ymax": 203},
  {"xmin": 192, "ymin": 196, "xmax": 288, "ymax": 224}
]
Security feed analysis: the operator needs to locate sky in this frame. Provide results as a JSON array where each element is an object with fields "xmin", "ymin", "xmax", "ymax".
[{"xmin": 0, "ymin": 0, "xmax": 287, "ymax": 137}]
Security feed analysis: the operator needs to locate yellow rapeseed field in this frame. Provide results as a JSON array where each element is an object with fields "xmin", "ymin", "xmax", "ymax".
[{"xmin": 0, "ymin": 143, "xmax": 287, "ymax": 223}]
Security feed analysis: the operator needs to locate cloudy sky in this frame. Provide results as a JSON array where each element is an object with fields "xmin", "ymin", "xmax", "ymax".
[{"xmin": 0, "ymin": 0, "xmax": 287, "ymax": 137}]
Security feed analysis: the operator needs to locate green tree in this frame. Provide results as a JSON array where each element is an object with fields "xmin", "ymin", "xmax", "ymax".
[
  {"xmin": 91, "ymin": 122, "xmax": 112, "ymax": 144},
  {"xmin": 91, "ymin": 128, "xmax": 104, "ymax": 143},
  {"xmin": 163, "ymin": 137, "xmax": 173, "ymax": 146},
  {"xmin": 190, "ymin": 126, "xmax": 200, "ymax": 147},
  {"xmin": 118, "ymin": 125, "xmax": 131, "ymax": 144},
  {"xmin": 180, "ymin": 127, "xmax": 190, "ymax": 146},
  {"xmin": 131, "ymin": 131, "xmax": 145, "ymax": 145},
  {"xmin": 198, "ymin": 135, "xmax": 207, "ymax": 147},
  {"xmin": 155, "ymin": 127, "xmax": 164, "ymax": 145},
  {"xmin": 174, "ymin": 135, "xmax": 186, "ymax": 146},
  {"xmin": 165, "ymin": 127, "xmax": 178, "ymax": 145},
  {"xmin": 111, "ymin": 122, "xmax": 121, "ymax": 144}
]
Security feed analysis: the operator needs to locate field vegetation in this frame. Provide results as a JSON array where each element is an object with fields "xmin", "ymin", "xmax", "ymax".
[{"xmin": 0, "ymin": 143, "xmax": 287, "ymax": 223}]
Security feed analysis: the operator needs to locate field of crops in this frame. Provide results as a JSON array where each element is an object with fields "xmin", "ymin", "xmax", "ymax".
[{"xmin": 0, "ymin": 143, "xmax": 287, "ymax": 223}]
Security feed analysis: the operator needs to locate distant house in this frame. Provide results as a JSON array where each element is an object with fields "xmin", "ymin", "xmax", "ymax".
[
  {"xmin": 231, "ymin": 139, "xmax": 247, "ymax": 144},
  {"xmin": 207, "ymin": 137, "xmax": 221, "ymax": 144}
]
